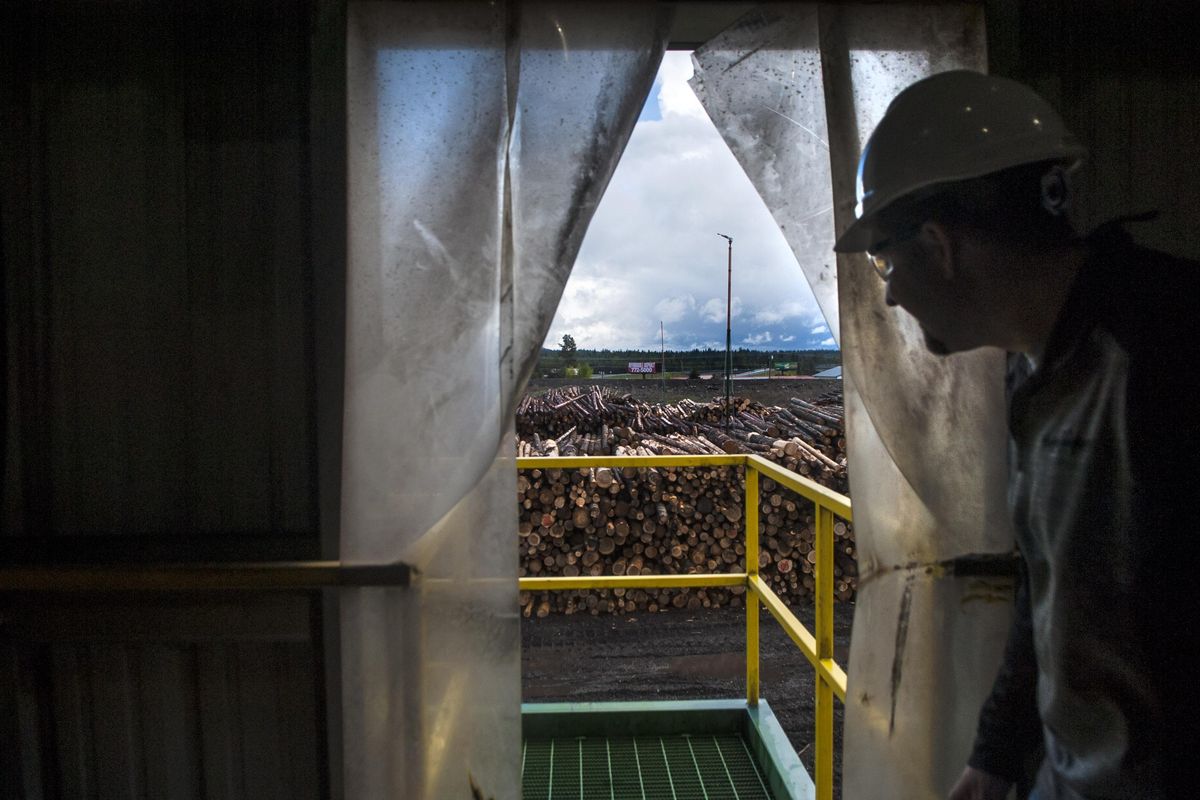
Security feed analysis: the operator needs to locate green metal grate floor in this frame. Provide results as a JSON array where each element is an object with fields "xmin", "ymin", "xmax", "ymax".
[{"xmin": 521, "ymin": 733, "xmax": 776, "ymax": 800}]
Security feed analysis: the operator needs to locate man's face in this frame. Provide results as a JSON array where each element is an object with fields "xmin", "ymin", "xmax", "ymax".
[{"xmin": 872, "ymin": 223, "xmax": 986, "ymax": 356}]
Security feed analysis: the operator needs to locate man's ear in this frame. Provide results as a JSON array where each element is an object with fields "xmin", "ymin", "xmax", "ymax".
[{"xmin": 918, "ymin": 220, "xmax": 956, "ymax": 280}]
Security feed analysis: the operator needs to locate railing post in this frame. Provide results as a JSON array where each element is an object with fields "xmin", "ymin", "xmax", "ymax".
[
  {"xmin": 517, "ymin": 454, "xmax": 851, "ymax": 797},
  {"xmin": 815, "ymin": 503, "xmax": 835, "ymax": 800},
  {"xmin": 745, "ymin": 462, "xmax": 760, "ymax": 707}
]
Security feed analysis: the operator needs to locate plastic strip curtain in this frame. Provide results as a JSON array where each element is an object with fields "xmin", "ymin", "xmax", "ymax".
[
  {"xmin": 691, "ymin": 5, "xmax": 1016, "ymax": 797},
  {"xmin": 342, "ymin": 2, "xmax": 669, "ymax": 797}
]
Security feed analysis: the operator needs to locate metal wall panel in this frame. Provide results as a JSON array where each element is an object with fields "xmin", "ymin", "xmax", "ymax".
[
  {"xmin": 1, "ymin": 597, "xmax": 322, "ymax": 800},
  {"xmin": 2, "ymin": 0, "xmax": 320, "ymax": 538},
  {"xmin": 988, "ymin": 0, "xmax": 1200, "ymax": 259},
  {"xmin": 0, "ymin": 1, "xmax": 339, "ymax": 796}
]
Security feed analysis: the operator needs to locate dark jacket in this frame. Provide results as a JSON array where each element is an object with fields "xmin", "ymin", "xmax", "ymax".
[{"xmin": 968, "ymin": 223, "xmax": 1200, "ymax": 798}]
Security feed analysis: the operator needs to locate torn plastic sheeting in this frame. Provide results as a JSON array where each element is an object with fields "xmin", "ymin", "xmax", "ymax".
[
  {"xmin": 689, "ymin": 5, "xmax": 841, "ymax": 347},
  {"xmin": 831, "ymin": 3, "xmax": 1011, "ymax": 560},
  {"xmin": 846, "ymin": 569, "xmax": 1013, "ymax": 793},
  {"xmin": 341, "ymin": 2, "xmax": 670, "ymax": 797},
  {"xmin": 690, "ymin": 4, "xmax": 1012, "ymax": 797},
  {"xmin": 510, "ymin": 2, "xmax": 674, "ymax": 408}
]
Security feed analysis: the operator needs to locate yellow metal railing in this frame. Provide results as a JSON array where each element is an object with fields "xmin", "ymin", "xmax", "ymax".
[{"xmin": 517, "ymin": 453, "xmax": 851, "ymax": 800}]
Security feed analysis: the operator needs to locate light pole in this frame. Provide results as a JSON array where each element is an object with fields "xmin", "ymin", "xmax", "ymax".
[
  {"xmin": 660, "ymin": 320, "xmax": 666, "ymax": 399},
  {"xmin": 717, "ymin": 233, "xmax": 733, "ymax": 420}
]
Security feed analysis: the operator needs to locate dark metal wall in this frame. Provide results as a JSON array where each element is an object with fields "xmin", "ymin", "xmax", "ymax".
[
  {"xmin": 1, "ymin": 1, "xmax": 345, "ymax": 797},
  {"xmin": 3, "ymin": 0, "xmax": 319, "ymax": 539},
  {"xmin": 987, "ymin": 0, "xmax": 1200, "ymax": 258},
  {"xmin": 1, "ymin": 597, "xmax": 323, "ymax": 800}
]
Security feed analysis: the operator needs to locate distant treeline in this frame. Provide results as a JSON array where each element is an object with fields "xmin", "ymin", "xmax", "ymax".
[{"xmin": 535, "ymin": 347, "xmax": 841, "ymax": 377}]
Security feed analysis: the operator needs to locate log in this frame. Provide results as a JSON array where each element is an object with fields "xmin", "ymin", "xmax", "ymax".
[{"xmin": 514, "ymin": 385, "xmax": 856, "ymax": 614}]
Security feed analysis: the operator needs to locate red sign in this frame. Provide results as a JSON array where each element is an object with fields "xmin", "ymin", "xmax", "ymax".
[{"xmin": 627, "ymin": 362, "xmax": 658, "ymax": 374}]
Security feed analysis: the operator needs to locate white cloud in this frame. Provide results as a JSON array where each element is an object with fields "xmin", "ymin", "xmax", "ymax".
[
  {"xmin": 543, "ymin": 52, "xmax": 828, "ymax": 351},
  {"xmin": 821, "ymin": 337, "xmax": 836, "ymax": 346},
  {"xmin": 810, "ymin": 324, "xmax": 828, "ymax": 334},
  {"xmin": 657, "ymin": 52, "xmax": 708, "ymax": 120},
  {"xmin": 544, "ymin": 274, "xmax": 646, "ymax": 349},
  {"xmin": 742, "ymin": 332, "xmax": 772, "ymax": 346},
  {"xmin": 653, "ymin": 294, "xmax": 696, "ymax": 324},
  {"xmin": 699, "ymin": 296, "xmax": 744, "ymax": 324},
  {"xmin": 780, "ymin": 334, "xmax": 796, "ymax": 342},
  {"xmin": 753, "ymin": 301, "xmax": 810, "ymax": 325}
]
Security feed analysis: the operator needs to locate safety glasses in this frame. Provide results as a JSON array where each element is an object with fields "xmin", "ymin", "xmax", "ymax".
[
  {"xmin": 869, "ymin": 253, "xmax": 894, "ymax": 281},
  {"xmin": 866, "ymin": 224, "xmax": 920, "ymax": 281}
]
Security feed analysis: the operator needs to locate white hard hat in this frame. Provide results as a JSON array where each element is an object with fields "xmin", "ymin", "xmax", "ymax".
[{"xmin": 834, "ymin": 70, "xmax": 1087, "ymax": 253}]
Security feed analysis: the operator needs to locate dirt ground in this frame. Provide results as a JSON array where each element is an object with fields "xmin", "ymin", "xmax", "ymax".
[
  {"xmin": 521, "ymin": 600, "xmax": 855, "ymax": 797},
  {"xmin": 525, "ymin": 376, "xmax": 844, "ymax": 409}
]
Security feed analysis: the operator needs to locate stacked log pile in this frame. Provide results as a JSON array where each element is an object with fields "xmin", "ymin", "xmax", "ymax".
[
  {"xmin": 516, "ymin": 386, "xmax": 848, "ymax": 494},
  {"xmin": 517, "ymin": 386, "xmax": 857, "ymax": 617}
]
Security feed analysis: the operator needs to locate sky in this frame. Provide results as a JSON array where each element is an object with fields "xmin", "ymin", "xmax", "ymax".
[{"xmin": 542, "ymin": 52, "xmax": 836, "ymax": 353}]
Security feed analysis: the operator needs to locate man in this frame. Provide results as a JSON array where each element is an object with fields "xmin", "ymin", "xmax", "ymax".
[{"xmin": 833, "ymin": 70, "xmax": 1199, "ymax": 799}]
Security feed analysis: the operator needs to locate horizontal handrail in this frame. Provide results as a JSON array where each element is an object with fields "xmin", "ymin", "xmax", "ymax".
[
  {"xmin": 514, "ymin": 453, "xmax": 851, "ymax": 522},
  {"xmin": 519, "ymin": 573, "xmax": 746, "ymax": 591},
  {"xmin": 747, "ymin": 453, "xmax": 852, "ymax": 520},
  {"xmin": 515, "ymin": 454, "xmax": 744, "ymax": 469},
  {"xmin": 513, "ymin": 569, "xmax": 849, "ymax": 702},
  {"xmin": 0, "ymin": 561, "xmax": 412, "ymax": 592}
]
